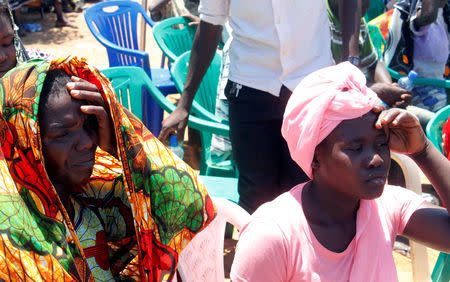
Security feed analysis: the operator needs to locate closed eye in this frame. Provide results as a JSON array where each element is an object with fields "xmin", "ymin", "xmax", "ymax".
[{"xmin": 345, "ymin": 144, "xmax": 363, "ymax": 152}]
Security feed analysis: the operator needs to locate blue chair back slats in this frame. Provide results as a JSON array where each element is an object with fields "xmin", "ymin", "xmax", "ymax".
[{"xmin": 85, "ymin": 1, "xmax": 177, "ymax": 135}]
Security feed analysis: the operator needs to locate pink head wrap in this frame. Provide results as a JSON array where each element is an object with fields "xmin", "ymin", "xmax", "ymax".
[{"xmin": 281, "ymin": 62, "xmax": 379, "ymax": 179}]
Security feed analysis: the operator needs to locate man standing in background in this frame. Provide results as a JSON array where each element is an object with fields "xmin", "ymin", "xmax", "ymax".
[{"xmin": 159, "ymin": 0, "xmax": 364, "ymax": 213}]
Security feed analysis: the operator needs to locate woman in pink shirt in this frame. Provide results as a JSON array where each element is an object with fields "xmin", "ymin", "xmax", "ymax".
[{"xmin": 231, "ymin": 62, "xmax": 450, "ymax": 282}]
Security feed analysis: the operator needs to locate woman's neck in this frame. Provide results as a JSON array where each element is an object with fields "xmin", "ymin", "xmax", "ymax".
[
  {"xmin": 302, "ymin": 181, "xmax": 360, "ymax": 253},
  {"xmin": 303, "ymin": 181, "xmax": 360, "ymax": 224},
  {"xmin": 52, "ymin": 181, "xmax": 75, "ymax": 223}
]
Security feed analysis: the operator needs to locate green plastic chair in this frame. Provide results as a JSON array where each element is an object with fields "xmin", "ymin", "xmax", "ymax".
[
  {"xmin": 432, "ymin": 253, "xmax": 450, "ymax": 282},
  {"xmin": 367, "ymin": 23, "xmax": 450, "ymax": 89},
  {"xmin": 100, "ymin": 66, "xmax": 238, "ymax": 202},
  {"xmin": 426, "ymin": 105, "xmax": 450, "ymax": 154},
  {"xmin": 171, "ymin": 51, "xmax": 237, "ymax": 177},
  {"xmin": 101, "ymin": 66, "xmax": 229, "ymax": 135},
  {"xmin": 153, "ymin": 17, "xmax": 197, "ymax": 63}
]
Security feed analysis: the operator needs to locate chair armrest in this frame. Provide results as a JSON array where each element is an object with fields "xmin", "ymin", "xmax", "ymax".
[
  {"xmin": 140, "ymin": 9, "xmax": 156, "ymax": 27},
  {"xmin": 143, "ymin": 79, "xmax": 230, "ymax": 136},
  {"xmin": 191, "ymin": 101, "xmax": 226, "ymax": 124}
]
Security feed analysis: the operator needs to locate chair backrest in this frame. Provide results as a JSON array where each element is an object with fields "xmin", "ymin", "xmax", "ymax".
[
  {"xmin": 84, "ymin": 0, "xmax": 153, "ymax": 73},
  {"xmin": 426, "ymin": 105, "xmax": 450, "ymax": 154},
  {"xmin": 171, "ymin": 51, "xmax": 222, "ymax": 155},
  {"xmin": 390, "ymin": 152, "xmax": 430, "ymax": 282},
  {"xmin": 101, "ymin": 66, "xmax": 150, "ymax": 121},
  {"xmin": 177, "ymin": 197, "xmax": 250, "ymax": 281},
  {"xmin": 153, "ymin": 17, "xmax": 197, "ymax": 63}
]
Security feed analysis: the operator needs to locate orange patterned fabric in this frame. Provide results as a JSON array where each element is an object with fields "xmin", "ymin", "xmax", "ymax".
[{"xmin": 0, "ymin": 57, "xmax": 215, "ymax": 281}]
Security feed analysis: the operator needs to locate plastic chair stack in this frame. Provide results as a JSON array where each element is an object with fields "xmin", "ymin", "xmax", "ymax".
[
  {"xmin": 84, "ymin": 0, "xmax": 177, "ymax": 135},
  {"xmin": 171, "ymin": 51, "xmax": 237, "ymax": 177},
  {"xmin": 101, "ymin": 66, "xmax": 239, "ymax": 200}
]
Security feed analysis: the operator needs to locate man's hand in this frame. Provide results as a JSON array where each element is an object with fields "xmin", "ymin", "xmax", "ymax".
[
  {"xmin": 375, "ymin": 108, "xmax": 427, "ymax": 155},
  {"xmin": 370, "ymin": 82, "xmax": 412, "ymax": 108},
  {"xmin": 158, "ymin": 106, "xmax": 189, "ymax": 143},
  {"xmin": 183, "ymin": 14, "xmax": 200, "ymax": 26},
  {"xmin": 66, "ymin": 76, "xmax": 117, "ymax": 158}
]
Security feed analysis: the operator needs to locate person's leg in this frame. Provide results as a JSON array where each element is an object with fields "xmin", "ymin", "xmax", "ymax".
[
  {"xmin": 54, "ymin": 0, "xmax": 75, "ymax": 27},
  {"xmin": 225, "ymin": 81, "xmax": 307, "ymax": 213}
]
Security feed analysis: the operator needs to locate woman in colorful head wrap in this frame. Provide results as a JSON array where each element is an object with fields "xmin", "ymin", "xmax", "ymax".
[
  {"xmin": 231, "ymin": 62, "xmax": 450, "ymax": 281},
  {"xmin": 0, "ymin": 57, "xmax": 215, "ymax": 281},
  {"xmin": 0, "ymin": 0, "xmax": 28, "ymax": 78}
]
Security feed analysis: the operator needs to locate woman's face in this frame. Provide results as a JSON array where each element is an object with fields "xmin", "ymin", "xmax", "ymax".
[
  {"xmin": 0, "ymin": 15, "xmax": 16, "ymax": 78},
  {"xmin": 314, "ymin": 112, "xmax": 391, "ymax": 200},
  {"xmin": 40, "ymin": 85, "xmax": 99, "ymax": 188}
]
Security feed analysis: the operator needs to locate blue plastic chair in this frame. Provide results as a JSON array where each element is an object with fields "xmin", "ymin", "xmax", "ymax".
[{"xmin": 84, "ymin": 0, "xmax": 177, "ymax": 136}]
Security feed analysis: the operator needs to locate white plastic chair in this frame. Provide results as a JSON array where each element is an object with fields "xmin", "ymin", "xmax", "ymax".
[
  {"xmin": 176, "ymin": 197, "xmax": 250, "ymax": 282},
  {"xmin": 391, "ymin": 152, "xmax": 429, "ymax": 282}
]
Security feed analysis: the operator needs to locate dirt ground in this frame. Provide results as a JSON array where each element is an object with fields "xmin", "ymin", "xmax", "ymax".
[{"xmin": 18, "ymin": 3, "xmax": 440, "ymax": 281}]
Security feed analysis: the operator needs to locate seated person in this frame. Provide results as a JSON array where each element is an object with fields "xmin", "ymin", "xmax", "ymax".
[
  {"xmin": 231, "ymin": 62, "xmax": 450, "ymax": 281},
  {"xmin": 149, "ymin": 0, "xmax": 199, "ymax": 23},
  {"xmin": 0, "ymin": 57, "xmax": 214, "ymax": 280},
  {"xmin": 0, "ymin": 2, "xmax": 24, "ymax": 78},
  {"xmin": 11, "ymin": 0, "xmax": 75, "ymax": 28},
  {"xmin": 0, "ymin": 2, "xmax": 55, "ymax": 78},
  {"xmin": 409, "ymin": 0, "xmax": 449, "ymax": 112},
  {"xmin": 384, "ymin": 0, "xmax": 449, "ymax": 112}
]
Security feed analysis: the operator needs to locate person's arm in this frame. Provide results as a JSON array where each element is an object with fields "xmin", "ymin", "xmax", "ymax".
[
  {"xmin": 369, "ymin": 82, "xmax": 411, "ymax": 108},
  {"xmin": 402, "ymin": 141, "xmax": 450, "ymax": 253},
  {"xmin": 159, "ymin": 21, "xmax": 222, "ymax": 141},
  {"xmin": 413, "ymin": 0, "xmax": 441, "ymax": 31},
  {"xmin": 231, "ymin": 218, "xmax": 288, "ymax": 282},
  {"xmin": 376, "ymin": 109, "xmax": 450, "ymax": 253},
  {"xmin": 373, "ymin": 61, "xmax": 393, "ymax": 84},
  {"xmin": 339, "ymin": 0, "xmax": 361, "ymax": 60}
]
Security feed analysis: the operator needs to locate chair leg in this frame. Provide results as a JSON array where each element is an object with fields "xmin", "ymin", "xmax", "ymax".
[{"xmin": 160, "ymin": 54, "xmax": 167, "ymax": 68}]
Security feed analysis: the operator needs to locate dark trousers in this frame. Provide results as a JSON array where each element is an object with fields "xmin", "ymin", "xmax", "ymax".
[{"xmin": 225, "ymin": 80, "xmax": 309, "ymax": 213}]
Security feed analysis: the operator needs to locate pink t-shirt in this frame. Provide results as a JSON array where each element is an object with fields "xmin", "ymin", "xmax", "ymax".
[{"xmin": 231, "ymin": 183, "xmax": 425, "ymax": 282}]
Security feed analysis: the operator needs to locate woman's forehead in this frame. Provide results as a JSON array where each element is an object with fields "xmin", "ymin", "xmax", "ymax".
[{"xmin": 328, "ymin": 112, "xmax": 384, "ymax": 143}]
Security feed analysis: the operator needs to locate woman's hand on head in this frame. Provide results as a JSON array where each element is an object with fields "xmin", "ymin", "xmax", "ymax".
[
  {"xmin": 66, "ymin": 76, "xmax": 118, "ymax": 158},
  {"xmin": 375, "ymin": 108, "xmax": 427, "ymax": 155}
]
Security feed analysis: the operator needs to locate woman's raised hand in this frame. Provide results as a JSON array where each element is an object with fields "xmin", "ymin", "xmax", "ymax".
[
  {"xmin": 66, "ymin": 76, "xmax": 118, "ymax": 158},
  {"xmin": 375, "ymin": 108, "xmax": 428, "ymax": 155}
]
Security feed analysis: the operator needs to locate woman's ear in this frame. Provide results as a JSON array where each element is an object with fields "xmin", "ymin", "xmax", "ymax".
[{"xmin": 312, "ymin": 148, "xmax": 320, "ymax": 169}]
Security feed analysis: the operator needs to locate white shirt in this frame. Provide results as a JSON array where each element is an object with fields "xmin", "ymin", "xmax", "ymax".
[{"xmin": 199, "ymin": 0, "xmax": 334, "ymax": 96}]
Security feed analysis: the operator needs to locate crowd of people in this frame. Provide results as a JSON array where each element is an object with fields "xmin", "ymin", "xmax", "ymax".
[{"xmin": 0, "ymin": 0, "xmax": 449, "ymax": 281}]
